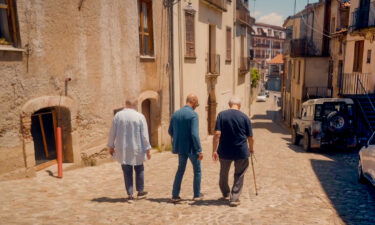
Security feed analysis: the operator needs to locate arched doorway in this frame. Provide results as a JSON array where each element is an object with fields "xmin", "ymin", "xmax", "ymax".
[
  {"xmin": 30, "ymin": 106, "xmax": 73, "ymax": 169},
  {"xmin": 138, "ymin": 91, "xmax": 161, "ymax": 148},
  {"xmin": 21, "ymin": 96, "xmax": 79, "ymax": 172}
]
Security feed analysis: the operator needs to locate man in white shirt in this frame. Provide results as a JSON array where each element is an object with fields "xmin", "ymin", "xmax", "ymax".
[{"xmin": 107, "ymin": 100, "xmax": 152, "ymax": 201}]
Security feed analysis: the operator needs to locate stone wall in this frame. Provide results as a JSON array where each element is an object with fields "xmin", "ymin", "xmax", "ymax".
[{"xmin": 0, "ymin": 0, "xmax": 170, "ymax": 177}]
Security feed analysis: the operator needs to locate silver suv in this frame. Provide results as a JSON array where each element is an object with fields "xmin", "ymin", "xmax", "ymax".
[{"xmin": 291, "ymin": 98, "xmax": 357, "ymax": 151}]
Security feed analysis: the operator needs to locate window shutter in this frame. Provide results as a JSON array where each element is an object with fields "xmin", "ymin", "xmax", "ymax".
[
  {"xmin": 226, "ymin": 28, "xmax": 231, "ymax": 61},
  {"xmin": 185, "ymin": 12, "xmax": 195, "ymax": 57}
]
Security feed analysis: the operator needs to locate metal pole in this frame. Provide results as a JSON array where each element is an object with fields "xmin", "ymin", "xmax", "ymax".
[{"xmin": 56, "ymin": 127, "xmax": 63, "ymax": 178}]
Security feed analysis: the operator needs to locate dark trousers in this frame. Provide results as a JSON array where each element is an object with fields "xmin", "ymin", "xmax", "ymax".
[
  {"xmin": 219, "ymin": 158, "xmax": 249, "ymax": 202},
  {"xmin": 172, "ymin": 153, "xmax": 201, "ymax": 198},
  {"xmin": 121, "ymin": 164, "xmax": 144, "ymax": 196}
]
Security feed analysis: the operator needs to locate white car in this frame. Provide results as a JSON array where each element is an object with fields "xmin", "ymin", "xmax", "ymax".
[
  {"xmin": 256, "ymin": 94, "xmax": 267, "ymax": 102},
  {"xmin": 358, "ymin": 133, "xmax": 375, "ymax": 186}
]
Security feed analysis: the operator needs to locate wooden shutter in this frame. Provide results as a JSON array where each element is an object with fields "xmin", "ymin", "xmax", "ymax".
[
  {"xmin": 185, "ymin": 11, "xmax": 195, "ymax": 58},
  {"xmin": 138, "ymin": 0, "xmax": 154, "ymax": 56},
  {"xmin": 353, "ymin": 41, "xmax": 364, "ymax": 72},
  {"xmin": 226, "ymin": 27, "xmax": 231, "ymax": 61}
]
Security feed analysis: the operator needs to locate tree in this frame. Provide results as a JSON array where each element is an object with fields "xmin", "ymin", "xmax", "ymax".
[{"xmin": 251, "ymin": 68, "xmax": 260, "ymax": 88}]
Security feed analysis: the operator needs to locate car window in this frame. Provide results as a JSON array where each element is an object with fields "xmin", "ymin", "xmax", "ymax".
[
  {"xmin": 301, "ymin": 107, "xmax": 307, "ymax": 118},
  {"xmin": 315, "ymin": 104, "xmax": 322, "ymax": 120}
]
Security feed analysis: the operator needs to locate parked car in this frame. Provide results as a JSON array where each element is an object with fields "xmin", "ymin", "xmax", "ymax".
[
  {"xmin": 291, "ymin": 98, "xmax": 357, "ymax": 151},
  {"xmin": 358, "ymin": 132, "xmax": 375, "ymax": 186},
  {"xmin": 256, "ymin": 93, "xmax": 267, "ymax": 102}
]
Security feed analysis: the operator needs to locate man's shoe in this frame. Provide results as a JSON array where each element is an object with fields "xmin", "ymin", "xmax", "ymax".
[
  {"xmin": 229, "ymin": 200, "xmax": 240, "ymax": 207},
  {"xmin": 127, "ymin": 195, "xmax": 135, "ymax": 203},
  {"xmin": 192, "ymin": 193, "xmax": 204, "ymax": 201},
  {"xmin": 218, "ymin": 195, "xmax": 229, "ymax": 201},
  {"xmin": 171, "ymin": 196, "xmax": 182, "ymax": 203},
  {"xmin": 137, "ymin": 191, "xmax": 148, "ymax": 199}
]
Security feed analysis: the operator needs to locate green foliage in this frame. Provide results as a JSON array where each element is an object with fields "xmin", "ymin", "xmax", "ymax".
[{"xmin": 251, "ymin": 68, "xmax": 260, "ymax": 88}]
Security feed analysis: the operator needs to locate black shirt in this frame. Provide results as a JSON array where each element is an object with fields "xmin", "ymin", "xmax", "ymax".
[{"xmin": 215, "ymin": 109, "xmax": 253, "ymax": 160}]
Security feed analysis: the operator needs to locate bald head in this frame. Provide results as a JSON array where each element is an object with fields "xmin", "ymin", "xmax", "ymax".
[{"xmin": 186, "ymin": 93, "xmax": 199, "ymax": 110}]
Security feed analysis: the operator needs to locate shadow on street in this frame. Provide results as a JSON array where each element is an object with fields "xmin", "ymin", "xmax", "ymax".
[
  {"xmin": 91, "ymin": 197, "xmax": 127, "ymax": 203},
  {"xmin": 310, "ymin": 159, "xmax": 375, "ymax": 225},
  {"xmin": 252, "ymin": 105, "xmax": 375, "ymax": 225}
]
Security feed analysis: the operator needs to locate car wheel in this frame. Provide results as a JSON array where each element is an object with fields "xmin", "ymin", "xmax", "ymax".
[
  {"xmin": 358, "ymin": 161, "xmax": 367, "ymax": 184},
  {"xmin": 303, "ymin": 131, "xmax": 311, "ymax": 152},
  {"xmin": 291, "ymin": 129, "xmax": 300, "ymax": 145}
]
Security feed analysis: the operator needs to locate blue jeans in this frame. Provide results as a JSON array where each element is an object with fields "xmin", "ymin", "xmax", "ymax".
[
  {"xmin": 172, "ymin": 153, "xmax": 201, "ymax": 198},
  {"xmin": 121, "ymin": 164, "xmax": 144, "ymax": 196}
]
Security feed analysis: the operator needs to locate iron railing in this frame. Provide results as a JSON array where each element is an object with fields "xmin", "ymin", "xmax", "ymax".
[
  {"xmin": 236, "ymin": 0, "xmax": 251, "ymax": 27},
  {"xmin": 304, "ymin": 87, "xmax": 333, "ymax": 100},
  {"xmin": 201, "ymin": 0, "xmax": 227, "ymax": 12},
  {"xmin": 339, "ymin": 73, "xmax": 372, "ymax": 95},
  {"xmin": 289, "ymin": 38, "xmax": 321, "ymax": 57},
  {"xmin": 350, "ymin": 2, "xmax": 375, "ymax": 31},
  {"xmin": 207, "ymin": 53, "xmax": 220, "ymax": 75}
]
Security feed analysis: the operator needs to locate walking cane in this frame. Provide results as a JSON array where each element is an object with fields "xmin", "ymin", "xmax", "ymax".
[{"xmin": 250, "ymin": 154, "xmax": 258, "ymax": 195}]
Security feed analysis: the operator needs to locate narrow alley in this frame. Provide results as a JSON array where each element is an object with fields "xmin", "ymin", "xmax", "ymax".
[{"xmin": 1, "ymin": 93, "xmax": 374, "ymax": 225}]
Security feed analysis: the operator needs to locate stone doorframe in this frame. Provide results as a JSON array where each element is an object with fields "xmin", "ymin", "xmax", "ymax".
[
  {"xmin": 20, "ymin": 96, "xmax": 80, "ymax": 174},
  {"xmin": 137, "ymin": 90, "xmax": 161, "ymax": 147}
]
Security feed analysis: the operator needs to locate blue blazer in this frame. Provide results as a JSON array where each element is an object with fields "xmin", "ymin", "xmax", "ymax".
[{"xmin": 168, "ymin": 106, "xmax": 202, "ymax": 155}]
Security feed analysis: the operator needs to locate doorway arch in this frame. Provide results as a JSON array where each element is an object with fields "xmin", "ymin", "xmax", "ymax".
[
  {"xmin": 138, "ymin": 91, "xmax": 160, "ymax": 148},
  {"xmin": 21, "ymin": 96, "xmax": 79, "ymax": 170}
]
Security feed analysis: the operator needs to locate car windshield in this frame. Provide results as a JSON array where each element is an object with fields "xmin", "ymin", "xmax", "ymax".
[{"xmin": 314, "ymin": 102, "xmax": 352, "ymax": 121}]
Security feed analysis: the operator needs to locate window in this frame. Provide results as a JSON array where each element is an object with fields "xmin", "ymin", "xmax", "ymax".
[
  {"xmin": 0, "ymin": 0, "xmax": 19, "ymax": 47},
  {"xmin": 138, "ymin": 0, "xmax": 154, "ymax": 56},
  {"xmin": 185, "ymin": 10, "xmax": 195, "ymax": 58},
  {"xmin": 353, "ymin": 40, "xmax": 364, "ymax": 72},
  {"xmin": 226, "ymin": 27, "xmax": 231, "ymax": 61},
  {"xmin": 267, "ymin": 29, "xmax": 272, "ymax": 36},
  {"xmin": 367, "ymin": 49, "xmax": 371, "ymax": 64},
  {"xmin": 297, "ymin": 60, "xmax": 301, "ymax": 84}
]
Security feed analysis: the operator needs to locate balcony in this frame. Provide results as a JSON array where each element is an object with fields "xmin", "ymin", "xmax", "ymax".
[
  {"xmin": 350, "ymin": 2, "xmax": 375, "ymax": 32},
  {"xmin": 201, "ymin": 0, "xmax": 227, "ymax": 12},
  {"xmin": 253, "ymin": 43, "xmax": 270, "ymax": 48},
  {"xmin": 236, "ymin": 0, "xmax": 251, "ymax": 27},
  {"xmin": 287, "ymin": 38, "xmax": 323, "ymax": 57},
  {"xmin": 207, "ymin": 53, "xmax": 220, "ymax": 77},
  {"xmin": 339, "ymin": 73, "xmax": 372, "ymax": 95},
  {"xmin": 239, "ymin": 57, "xmax": 250, "ymax": 75},
  {"xmin": 304, "ymin": 87, "xmax": 332, "ymax": 100}
]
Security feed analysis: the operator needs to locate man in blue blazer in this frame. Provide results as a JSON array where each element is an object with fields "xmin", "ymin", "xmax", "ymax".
[{"xmin": 169, "ymin": 94, "xmax": 203, "ymax": 202}]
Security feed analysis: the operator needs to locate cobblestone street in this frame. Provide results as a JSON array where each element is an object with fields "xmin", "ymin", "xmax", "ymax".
[{"xmin": 1, "ymin": 93, "xmax": 375, "ymax": 225}]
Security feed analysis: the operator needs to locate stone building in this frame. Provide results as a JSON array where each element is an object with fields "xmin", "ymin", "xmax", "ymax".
[
  {"xmin": 282, "ymin": 1, "xmax": 331, "ymax": 126},
  {"xmin": 340, "ymin": 0, "xmax": 375, "ymax": 95},
  {"xmin": 0, "ymin": 0, "xmax": 170, "ymax": 178},
  {"xmin": 171, "ymin": 0, "xmax": 254, "ymax": 148},
  {"xmin": 251, "ymin": 23, "xmax": 285, "ymax": 73},
  {"xmin": 329, "ymin": 0, "xmax": 351, "ymax": 97}
]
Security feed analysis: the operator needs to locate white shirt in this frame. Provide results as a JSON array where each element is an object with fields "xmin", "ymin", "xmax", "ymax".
[{"xmin": 107, "ymin": 108, "xmax": 151, "ymax": 165}]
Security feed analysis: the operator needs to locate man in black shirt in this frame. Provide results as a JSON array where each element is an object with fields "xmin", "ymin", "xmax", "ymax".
[{"xmin": 212, "ymin": 96, "xmax": 254, "ymax": 207}]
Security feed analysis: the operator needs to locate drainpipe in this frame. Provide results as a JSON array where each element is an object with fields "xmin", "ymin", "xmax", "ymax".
[
  {"xmin": 232, "ymin": 0, "xmax": 236, "ymax": 95},
  {"xmin": 168, "ymin": 1, "xmax": 175, "ymax": 115},
  {"xmin": 178, "ymin": 1, "xmax": 184, "ymax": 107}
]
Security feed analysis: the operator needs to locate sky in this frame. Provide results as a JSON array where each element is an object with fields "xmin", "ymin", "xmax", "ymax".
[{"xmin": 250, "ymin": 0, "xmax": 320, "ymax": 26}]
